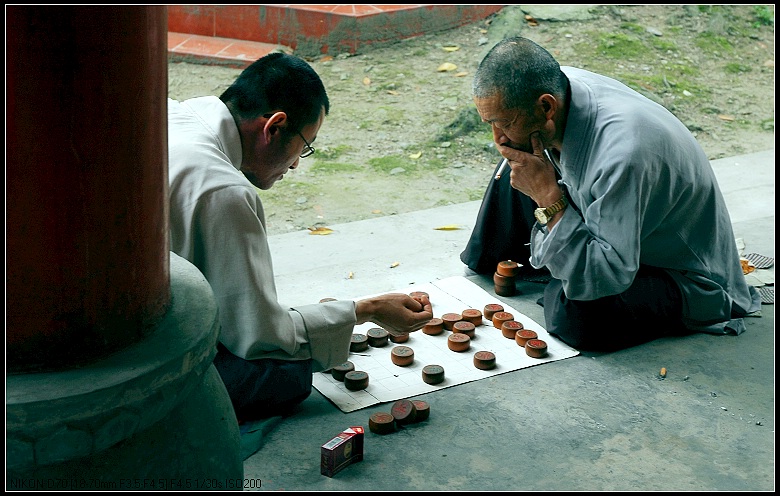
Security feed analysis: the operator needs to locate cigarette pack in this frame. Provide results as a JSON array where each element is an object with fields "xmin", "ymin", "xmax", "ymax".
[{"xmin": 320, "ymin": 426, "xmax": 364, "ymax": 477}]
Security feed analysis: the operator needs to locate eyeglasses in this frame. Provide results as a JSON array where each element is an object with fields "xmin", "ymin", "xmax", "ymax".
[
  {"xmin": 297, "ymin": 131, "xmax": 316, "ymax": 158},
  {"xmin": 261, "ymin": 113, "xmax": 315, "ymax": 158}
]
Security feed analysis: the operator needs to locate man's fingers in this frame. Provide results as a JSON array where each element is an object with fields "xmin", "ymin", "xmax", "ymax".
[{"xmin": 531, "ymin": 131, "xmax": 548, "ymax": 159}]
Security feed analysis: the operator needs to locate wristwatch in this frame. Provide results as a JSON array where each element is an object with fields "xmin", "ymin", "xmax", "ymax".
[{"xmin": 534, "ymin": 194, "xmax": 568, "ymax": 226}]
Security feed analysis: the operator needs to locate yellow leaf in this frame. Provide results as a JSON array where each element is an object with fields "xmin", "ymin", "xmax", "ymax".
[
  {"xmin": 387, "ymin": 90, "xmax": 399, "ymax": 95},
  {"xmin": 371, "ymin": 209, "xmax": 382, "ymax": 214},
  {"xmin": 348, "ymin": 271, "xmax": 354, "ymax": 279},
  {"xmin": 718, "ymin": 114, "xmax": 735, "ymax": 121},
  {"xmin": 409, "ymin": 151, "xmax": 422, "ymax": 159},
  {"xmin": 362, "ymin": 77, "xmax": 371, "ymax": 86},
  {"xmin": 442, "ymin": 45, "xmax": 460, "ymax": 52},
  {"xmin": 434, "ymin": 224, "xmax": 464, "ymax": 231},
  {"xmin": 437, "ymin": 62, "xmax": 457, "ymax": 72},
  {"xmin": 390, "ymin": 261, "xmax": 400, "ymax": 268},
  {"xmin": 308, "ymin": 226, "xmax": 334, "ymax": 235},
  {"xmin": 455, "ymin": 71, "xmax": 469, "ymax": 77}
]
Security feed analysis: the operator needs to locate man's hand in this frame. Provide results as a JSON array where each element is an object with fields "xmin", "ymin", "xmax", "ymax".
[
  {"xmin": 502, "ymin": 131, "xmax": 561, "ymax": 208},
  {"xmin": 355, "ymin": 293, "xmax": 433, "ymax": 336}
]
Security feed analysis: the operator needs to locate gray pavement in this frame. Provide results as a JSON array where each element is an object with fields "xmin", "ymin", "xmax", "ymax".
[{"xmin": 246, "ymin": 149, "xmax": 774, "ymax": 491}]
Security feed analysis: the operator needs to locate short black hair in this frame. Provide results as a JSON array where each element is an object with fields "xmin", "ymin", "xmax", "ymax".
[
  {"xmin": 220, "ymin": 52, "xmax": 330, "ymax": 132},
  {"xmin": 473, "ymin": 37, "xmax": 567, "ymax": 111}
]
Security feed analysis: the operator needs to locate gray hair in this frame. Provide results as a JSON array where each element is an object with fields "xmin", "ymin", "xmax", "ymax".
[{"xmin": 473, "ymin": 37, "xmax": 567, "ymax": 111}]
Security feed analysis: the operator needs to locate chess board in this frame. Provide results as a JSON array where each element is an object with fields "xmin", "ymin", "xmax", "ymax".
[{"xmin": 313, "ymin": 276, "xmax": 580, "ymax": 412}]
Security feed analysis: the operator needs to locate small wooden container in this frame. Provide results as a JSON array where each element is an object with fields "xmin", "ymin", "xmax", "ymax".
[
  {"xmin": 494, "ymin": 283, "xmax": 516, "ymax": 297},
  {"xmin": 411, "ymin": 400, "xmax": 430, "ymax": 422},
  {"xmin": 473, "ymin": 350, "xmax": 496, "ymax": 370},
  {"xmin": 483, "ymin": 303, "xmax": 504, "ymax": 321},
  {"xmin": 493, "ymin": 271, "xmax": 516, "ymax": 287},
  {"xmin": 422, "ymin": 364, "xmax": 445, "ymax": 385},
  {"xmin": 367, "ymin": 327, "xmax": 389, "ymax": 347},
  {"xmin": 525, "ymin": 339, "xmax": 548, "ymax": 358},
  {"xmin": 390, "ymin": 399, "xmax": 418, "ymax": 425},
  {"xmin": 344, "ymin": 370, "xmax": 369, "ymax": 391},
  {"xmin": 447, "ymin": 333, "xmax": 471, "ymax": 352},
  {"xmin": 492, "ymin": 311, "xmax": 514, "ymax": 329},
  {"xmin": 350, "ymin": 333, "xmax": 369, "ymax": 352},
  {"xmin": 389, "ymin": 332, "xmax": 409, "ymax": 343},
  {"xmin": 515, "ymin": 329, "xmax": 538, "ymax": 347},
  {"xmin": 330, "ymin": 361, "xmax": 355, "ymax": 381},
  {"xmin": 501, "ymin": 320, "xmax": 524, "ymax": 339},
  {"xmin": 496, "ymin": 260, "xmax": 520, "ymax": 277},
  {"xmin": 461, "ymin": 308, "xmax": 483, "ymax": 326},
  {"xmin": 452, "ymin": 320, "xmax": 476, "ymax": 338},
  {"xmin": 441, "ymin": 312, "xmax": 462, "ymax": 331},
  {"xmin": 422, "ymin": 318, "xmax": 445, "ymax": 335},
  {"xmin": 391, "ymin": 345, "xmax": 415, "ymax": 366},
  {"xmin": 368, "ymin": 412, "xmax": 395, "ymax": 434}
]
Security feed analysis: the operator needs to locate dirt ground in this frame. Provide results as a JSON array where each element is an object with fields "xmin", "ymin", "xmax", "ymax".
[{"xmin": 168, "ymin": 5, "xmax": 775, "ymax": 235}]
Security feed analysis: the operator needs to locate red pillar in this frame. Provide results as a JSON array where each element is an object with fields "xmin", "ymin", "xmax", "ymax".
[{"xmin": 6, "ymin": 6, "xmax": 170, "ymax": 372}]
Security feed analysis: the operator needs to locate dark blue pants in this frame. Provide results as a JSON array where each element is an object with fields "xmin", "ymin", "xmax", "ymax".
[
  {"xmin": 543, "ymin": 266, "xmax": 691, "ymax": 352},
  {"xmin": 213, "ymin": 343, "xmax": 313, "ymax": 422}
]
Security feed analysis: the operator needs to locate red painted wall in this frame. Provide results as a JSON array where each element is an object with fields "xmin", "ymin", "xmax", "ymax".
[{"xmin": 168, "ymin": 4, "xmax": 505, "ymax": 55}]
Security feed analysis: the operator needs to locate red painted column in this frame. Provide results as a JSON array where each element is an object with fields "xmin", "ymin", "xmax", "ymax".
[{"xmin": 6, "ymin": 6, "xmax": 170, "ymax": 373}]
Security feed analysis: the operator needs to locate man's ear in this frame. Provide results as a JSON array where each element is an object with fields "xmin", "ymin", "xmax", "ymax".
[
  {"xmin": 262, "ymin": 111, "xmax": 288, "ymax": 141},
  {"xmin": 539, "ymin": 94, "xmax": 557, "ymax": 120}
]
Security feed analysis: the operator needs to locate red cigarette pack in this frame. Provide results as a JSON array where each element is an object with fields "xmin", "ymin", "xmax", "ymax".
[{"xmin": 320, "ymin": 426, "xmax": 364, "ymax": 477}]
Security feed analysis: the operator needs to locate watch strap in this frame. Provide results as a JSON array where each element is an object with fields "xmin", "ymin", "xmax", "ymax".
[{"xmin": 542, "ymin": 195, "xmax": 567, "ymax": 217}]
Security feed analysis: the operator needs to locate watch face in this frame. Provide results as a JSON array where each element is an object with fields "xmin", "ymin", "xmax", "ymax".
[{"xmin": 534, "ymin": 208, "xmax": 548, "ymax": 225}]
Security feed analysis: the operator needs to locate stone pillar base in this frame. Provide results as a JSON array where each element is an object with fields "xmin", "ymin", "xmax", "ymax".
[{"xmin": 6, "ymin": 253, "xmax": 242, "ymax": 490}]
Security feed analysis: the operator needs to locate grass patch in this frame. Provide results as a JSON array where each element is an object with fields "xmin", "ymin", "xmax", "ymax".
[
  {"xmin": 596, "ymin": 33, "xmax": 650, "ymax": 59},
  {"xmin": 309, "ymin": 161, "xmax": 362, "ymax": 174},
  {"xmin": 724, "ymin": 63, "xmax": 752, "ymax": 74},
  {"xmin": 368, "ymin": 155, "xmax": 418, "ymax": 174},
  {"xmin": 258, "ymin": 180, "xmax": 324, "ymax": 205},
  {"xmin": 694, "ymin": 32, "xmax": 733, "ymax": 52},
  {"xmin": 753, "ymin": 5, "xmax": 774, "ymax": 27},
  {"xmin": 651, "ymin": 38, "xmax": 678, "ymax": 52},
  {"xmin": 619, "ymin": 22, "xmax": 645, "ymax": 34},
  {"xmin": 315, "ymin": 144, "xmax": 354, "ymax": 160}
]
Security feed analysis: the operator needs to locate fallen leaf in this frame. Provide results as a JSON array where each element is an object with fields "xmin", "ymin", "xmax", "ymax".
[
  {"xmin": 362, "ymin": 77, "xmax": 371, "ymax": 86},
  {"xmin": 308, "ymin": 226, "xmax": 334, "ymax": 235},
  {"xmin": 387, "ymin": 90, "xmax": 399, "ymax": 95},
  {"xmin": 408, "ymin": 151, "xmax": 422, "ymax": 159},
  {"xmin": 455, "ymin": 71, "xmax": 469, "ymax": 77},
  {"xmin": 320, "ymin": 55, "xmax": 334, "ymax": 62},
  {"xmin": 442, "ymin": 45, "xmax": 460, "ymax": 52},
  {"xmin": 524, "ymin": 14, "xmax": 539, "ymax": 27},
  {"xmin": 437, "ymin": 62, "xmax": 457, "ymax": 72},
  {"xmin": 371, "ymin": 209, "xmax": 382, "ymax": 214},
  {"xmin": 718, "ymin": 114, "xmax": 735, "ymax": 121},
  {"xmin": 434, "ymin": 224, "xmax": 464, "ymax": 231},
  {"xmin": 390, "ymin": 261, "xmax": 400, "ymax": 268}
]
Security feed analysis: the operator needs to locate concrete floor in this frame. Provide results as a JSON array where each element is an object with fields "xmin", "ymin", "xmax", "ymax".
[{"xmin": 244, "ymin": 149, "xmax": 774, "ymax": 491}]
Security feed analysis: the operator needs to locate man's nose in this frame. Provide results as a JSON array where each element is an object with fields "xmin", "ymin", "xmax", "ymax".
[{"xmin": 491, "ymin": 124, "xmax": 507, "ymax": 144}]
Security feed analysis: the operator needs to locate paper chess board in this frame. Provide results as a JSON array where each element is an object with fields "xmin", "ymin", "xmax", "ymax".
[{"xmin": 313, "ymin": 276, "xmax": 580, "ymax": 412}]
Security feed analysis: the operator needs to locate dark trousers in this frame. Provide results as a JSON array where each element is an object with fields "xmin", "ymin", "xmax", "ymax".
[
  {"xmin": 543, "ymin": 266, "xmax": 690, "ymax": 352},
  {"xmin": 213, "ymin": 342, "xmax": 313, "ymax": 422},
  {"xmin": 463, "ymin": 161, "xmax": 689, "ymax": 352},
  {"xmin": 460, "ymin": 158, "xmax": 540, "ymax": 275}
]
